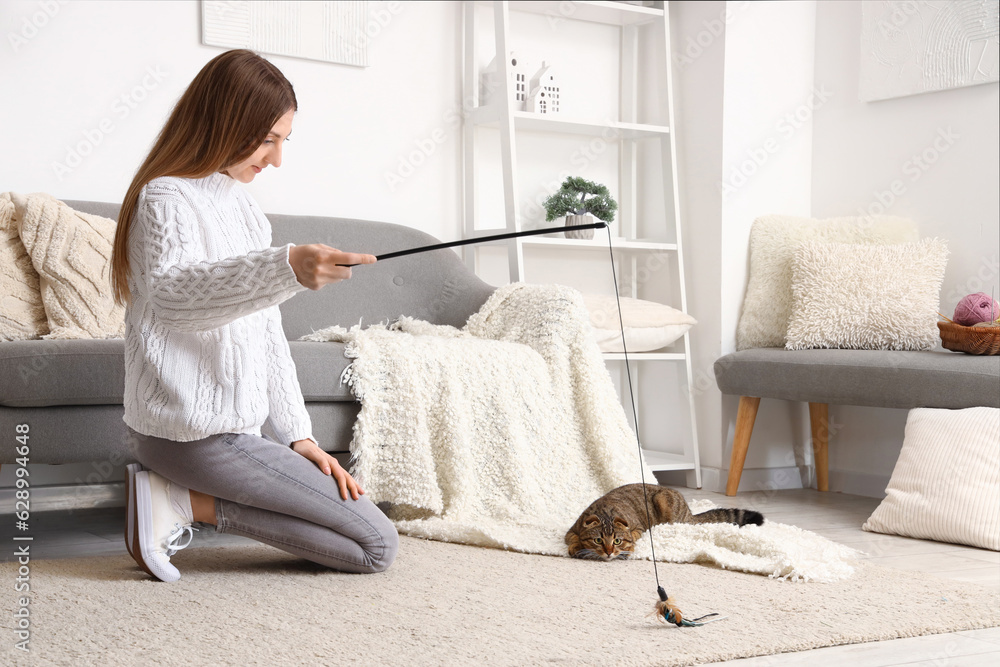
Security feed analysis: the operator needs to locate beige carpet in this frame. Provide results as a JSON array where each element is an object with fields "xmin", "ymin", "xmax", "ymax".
[{"xmin": 3, "ymin": 536, "xmax": 998, "ymax": 667}]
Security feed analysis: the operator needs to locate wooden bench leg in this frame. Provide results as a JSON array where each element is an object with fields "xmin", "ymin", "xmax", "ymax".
[
  {"xmin": 808, "ymin": 402, "xmax": 829, "ymax": 492},
  {"xmin": 726, "ymin": 396, "xmax": 760, "ymax": 496}
]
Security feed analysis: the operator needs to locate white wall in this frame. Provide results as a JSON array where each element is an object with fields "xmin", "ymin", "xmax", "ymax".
[
  {"xmin": 670, "ymin": 0, "xmax": 820, "ymax": 492},
  {"xmin": 810, "ymin": 0, "xmax": 1000, "ymax": 496},
  {"xmin": 668, "ymin": 0, "xmax": 727, "ymax": 479},
  {"xmin": 1, "ymin": 0, "xmax": 462, "ymax": 240},
  {"xmin": 719, "ymin": 0, "xmax": 818, "ymax": 486}
]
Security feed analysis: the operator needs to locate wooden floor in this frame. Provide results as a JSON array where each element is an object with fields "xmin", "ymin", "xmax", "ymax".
[{"xmin": 2, "ymin": 488, "xmax": 998, "ymax": 666}]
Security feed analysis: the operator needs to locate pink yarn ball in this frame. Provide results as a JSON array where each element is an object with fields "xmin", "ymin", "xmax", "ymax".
[{"xmin": 953, "ymin": 292, "xmax": 1000, "ymax": 326}]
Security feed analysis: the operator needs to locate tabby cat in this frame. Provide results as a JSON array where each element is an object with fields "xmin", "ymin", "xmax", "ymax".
[{"xmin": 566, "ymin": 483, "xmax": 764, "ymax": 560}]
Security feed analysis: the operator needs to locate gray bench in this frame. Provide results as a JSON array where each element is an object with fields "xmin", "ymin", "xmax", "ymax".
[{"xmin": 713, "ymin": 348, "xmax": 1000, "ymax": 496}]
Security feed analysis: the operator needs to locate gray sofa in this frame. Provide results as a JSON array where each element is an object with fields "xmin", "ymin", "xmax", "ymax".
[
  {"xmin": 0, "ymin": 200, "xmax": 496, "ymax": 466},
  {"xmin": 714, "ymin": 348, "xmax": 1000, "ymax": 496}
]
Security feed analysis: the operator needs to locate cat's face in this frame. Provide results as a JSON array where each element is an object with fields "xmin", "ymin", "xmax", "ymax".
[{"xmin": 573, "ymin": 516, "xmax": 640, "ymax": 561}]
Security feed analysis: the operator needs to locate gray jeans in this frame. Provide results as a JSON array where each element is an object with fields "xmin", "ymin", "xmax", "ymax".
[{"xmin": 127, "ymin": 426, "xmax": 398, "ymax": 574}]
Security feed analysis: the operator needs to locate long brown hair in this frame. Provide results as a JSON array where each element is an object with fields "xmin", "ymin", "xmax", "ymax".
[{"xmin": 111, "ymin": 49, "xmax": 297, "ymax": 306}]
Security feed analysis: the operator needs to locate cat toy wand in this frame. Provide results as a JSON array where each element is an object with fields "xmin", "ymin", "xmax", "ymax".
[
  {"xmin": 340, "ymin": 220, "xmax": 721, "ymax": 627},
  {"xmin": 336, "ymin": 220, "xmax": 608, "ymax": 266}
]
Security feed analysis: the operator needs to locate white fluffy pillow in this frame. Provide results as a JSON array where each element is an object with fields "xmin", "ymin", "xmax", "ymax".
[
  {"xmin": 736, "ymin": 214, "xmax": 919, "ymax": 350},
  {"xmin": 582, "ymin": 294, "xmax": 696, "ymax": 353},
  {"xmin": 863, "ymin": 407, "xmax": 999, "ymax": 551},
  {"xmin": 0, "ymin": 192, "xmax": 49, "ymax": 340},
  {"xmin": 784, "ymin": 239, "xmax": 948, "ymax": 351}
]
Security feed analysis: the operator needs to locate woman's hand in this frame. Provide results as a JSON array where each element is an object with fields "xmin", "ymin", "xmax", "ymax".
[
  {"xmin": 288, "ymin": 244, "xmax": 376, "ymax": 290},
  {"xmin": 291, "ymin": 439, "xmax": 365, "ymax": 500}
]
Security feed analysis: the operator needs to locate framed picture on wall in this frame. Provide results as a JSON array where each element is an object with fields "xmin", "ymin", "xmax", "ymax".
[
  {"xmin": 859, "ymin": 0, "xmax": 998, "ymax": 102},
  {"xmin": 201, "ymin": 0, "xmax": 371, "ymax": 67}
]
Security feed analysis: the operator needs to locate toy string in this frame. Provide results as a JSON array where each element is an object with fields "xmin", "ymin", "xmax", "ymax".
[
  {"xmin": 340, "ymin": 220, "xmax": 713, "ymax": 627},
  {"xmin": 336, "ymin": 221, "xmax": 607, "ymax": 266},
  {"xmin": 603, "ymin": 228, "xmax": 661, "ymax": 582},
  {"xmin": 604, "ymin": 227, "xmax": 720, "ymax": 628},
  {"xmin": 603, "ymin": 228, "xmax": 679, "ymax": 622}
]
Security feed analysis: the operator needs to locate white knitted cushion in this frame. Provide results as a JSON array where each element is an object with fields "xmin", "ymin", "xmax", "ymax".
[
  {"xmin": 0, "ymin": 192, "xmax": 48, "ymax": 340},
  {"xmin": 582, "ymin": 294, "xmax": 696, "ymax": 353},
  {"xmin": 784, "ymin": 239, "xmax": 948, "ymax": 351},
  {"xmin": 10, "ymin": 192, "xmax": 125, "ymax": 339},
  {"xmin": 863, "ymin": 407, "xmax": 1000, "ymax": 551},
  {"xmin": 736, "ymin": 214, "xmax": 919, "ymax": 350}
]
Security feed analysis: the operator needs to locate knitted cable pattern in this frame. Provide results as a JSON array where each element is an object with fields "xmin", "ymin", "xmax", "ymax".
[{"xmin": 123, "ymin": 172, "xmax": 313, "ymax": 444}]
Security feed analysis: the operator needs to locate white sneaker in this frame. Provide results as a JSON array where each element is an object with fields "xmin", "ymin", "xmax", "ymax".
[
  {"xmin": 124, "ymin": 463, "xmax": 144, "ymax": 559},
  {"xmin": 130, "ymin": 470, "xmax": 198, "ymax": 582}
]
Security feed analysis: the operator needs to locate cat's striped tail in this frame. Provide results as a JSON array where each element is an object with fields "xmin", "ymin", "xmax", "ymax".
[{"xmin": 691, "ymin": 508, "xmax": 764, "ymax": 527}]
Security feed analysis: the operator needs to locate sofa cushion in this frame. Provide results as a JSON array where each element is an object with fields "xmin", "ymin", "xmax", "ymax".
[
  {"xmin": 267, "ymin": 213, "xmax": 496, "ymax": 338},
  {"xmin": 785, "ymin": 239, "xmax": 949, "ymax": 351},
  {"xmin": 285, "ymin": 341, "xmax": 356, "ymax": 402},
  {"xmin": 0, "ymin": 401, "xmax": 360, "ymax": 464},
  {"xmin": 9, "ymin": 193, "xmax": 126, "ymax": 339},
  {"xmin": 0, "ymin": 192, "xmax": 49, "ymax": 340},
  {"xmin": 714, "ymin": 348, "xmax": 1000, "ymax": 409},
  {"xmin": 862, "ymin": 406, "xmax": 1000, "ymax": 550},
  {"xmin": 0, "ymin": 339, "xmax": 355, "ymax": 407},
  {"xmin": 582, "ymin": 293, "xmax": 696, "ymax": 353},
  {"xmin": 1, "ymin": 339, "xmax": 126, "ymax": 406},
  {"xmin": 736, "ymin": 214, "xmax": 918, "ymax": 350}
]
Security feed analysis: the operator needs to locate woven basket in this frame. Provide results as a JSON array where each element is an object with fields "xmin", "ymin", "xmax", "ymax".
[{"xmin": 938, "ymin": 321, "xmax": 1000, "ymax": 355}]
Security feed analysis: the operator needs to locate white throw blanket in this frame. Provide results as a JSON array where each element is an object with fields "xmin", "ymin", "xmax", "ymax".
[{"xmin": 304, "ymin": 284, "xmax": 860, "ymax": 582}]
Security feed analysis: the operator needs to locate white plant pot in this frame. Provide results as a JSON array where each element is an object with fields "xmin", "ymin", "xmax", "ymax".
[{"xmin": 564, "ymin": 214, "xmax": 595, "ymax": 240}]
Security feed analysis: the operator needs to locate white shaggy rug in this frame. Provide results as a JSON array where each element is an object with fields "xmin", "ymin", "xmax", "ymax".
[
  {"xmin": 306, "ymin": 284, "xmax": 859, "ymax": 583},
  {"xmin": 3, "ymin": 537, "xmax": 998, "ymax": 667}
]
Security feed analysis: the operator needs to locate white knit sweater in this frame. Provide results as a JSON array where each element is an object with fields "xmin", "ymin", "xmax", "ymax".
[{"xmin": 122, "ymin": 171, "xmax": 313, "ymax": 445}]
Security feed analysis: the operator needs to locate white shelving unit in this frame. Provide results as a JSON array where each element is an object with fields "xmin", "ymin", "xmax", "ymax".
[{"xmin": 461, "ymin": 0, "xmax": 700, "ymax": 487}]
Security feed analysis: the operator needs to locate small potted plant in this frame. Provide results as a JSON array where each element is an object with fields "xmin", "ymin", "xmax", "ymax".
[{"xmin": 542, "ymin": 176, "xmax": 617, "ymax": 239}]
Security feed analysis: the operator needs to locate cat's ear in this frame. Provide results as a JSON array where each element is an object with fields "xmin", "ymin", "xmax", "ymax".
[
  {"xmin": 613, "ymin": 517, "xmax": 629, "ymax": 530},
  {"xmin": 583, "ymin": 516, "xmax": 600, "ymax": 529}
]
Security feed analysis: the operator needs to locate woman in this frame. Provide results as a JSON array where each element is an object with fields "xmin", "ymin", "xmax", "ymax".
[{"xmin": 110, "ymin": 49, "xmax": 398, "ymax": 582}]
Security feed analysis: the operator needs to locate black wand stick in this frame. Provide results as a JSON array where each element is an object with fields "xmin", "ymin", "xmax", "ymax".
[{"xmin": 337, "ymin": 221, "xmax": 608, "ymax": 266}]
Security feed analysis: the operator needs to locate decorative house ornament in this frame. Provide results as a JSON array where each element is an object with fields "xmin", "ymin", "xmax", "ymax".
[
  {"xmin": 481, "ymin": 52, "xmax": 526, "ymax": 110},
  {"xmin": 527, "ymin": 61, "xmax": 560, "ymax": 114}
]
